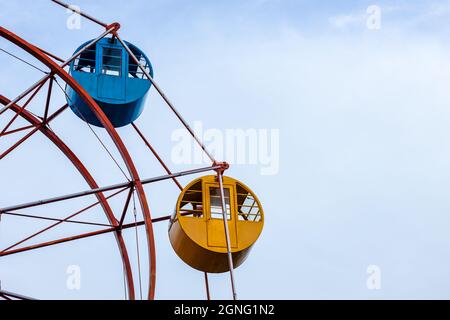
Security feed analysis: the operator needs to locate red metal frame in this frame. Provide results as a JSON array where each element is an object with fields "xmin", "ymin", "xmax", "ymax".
[
  {"xmin": 0, "ymin": 79, "xmax": 47, "ymax": 135},
  {"xmin": 1, "ymin": 187, "xmax": 128, "ymax": 253},
  {"xmin": 0, "ymin": 25, "xmax": 159, "ymax": 300},
  {"xmin": 0, "ymin": 95, "xmax": 137, "ymax": 299},
  {"xmin": 0, "ymin": 216, "xmax": 171, "ymax": 258}
]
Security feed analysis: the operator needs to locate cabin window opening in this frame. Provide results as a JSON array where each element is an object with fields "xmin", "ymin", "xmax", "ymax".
[
  {"xmin": 73, "ymin": 45, "xmax": 96, "ymax": 73},
  {"xmin": 209, "ymin": 187, "xmax": 231, "ymax": 220},
  {"xmin": 179, "ymin": 181, "xmax": 203, "ymax": 218},
  {"xmin": 128, "ymin": 47, "xmax": 151, "ymax": 79},
  {"xmin": 102, "ymin": 47, "xmax": 122, "ymax": 77},
  {"xmin": 236, "ymin": 184, "xmax": 262, "ymax": 222}
]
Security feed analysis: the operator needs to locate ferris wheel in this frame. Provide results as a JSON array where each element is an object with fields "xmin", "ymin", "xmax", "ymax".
[{"xmin": 0, "ymin": 0, "xmax": 264, "ymax": 300}]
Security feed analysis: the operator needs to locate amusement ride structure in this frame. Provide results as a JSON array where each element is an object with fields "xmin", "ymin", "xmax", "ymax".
[{"xmin": 0, "ymin": 0, "xmax": 264, "ymax": 300}]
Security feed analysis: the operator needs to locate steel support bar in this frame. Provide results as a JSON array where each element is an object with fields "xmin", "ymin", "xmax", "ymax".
[
  {"xmin": 0, "ymin": 94, "xmax": 136, "ymax": 299},
  {"xmin": 0, "ymin": 165, "xmax": 222, "ymax": 214},
  {"xmin": 1, "ymin": 187, "xmax": 128, "ymax": 253},
  {"xmin": 0, "ymin": 91, "xmax": 135, "ymax": 299},
  {"xmin": 217, "ymin": 172, "xmax": 237, "ymax": 300},
  {"xmin": 115, "ymin": 34, "xmax": 216, "ymax": 163},
  {"xmin": 0, "ymin": 215, "xmax": 172, "ymax": 257},
  {"xmin": 0, "ymin": 290, "xmax": 37, "ymax": 300},
  {"xmin": 204, "ymin": 272, "xmax": 211, "ymax": 300},
  {"xmin": 0, "ymin": 182, "xmax": 132, "ymax": 214},
  {"xmin": 0, "ymin": 124, "xmax": 35, "ymax": 137},
  {"xmin": 0, "ymin": 104, "xmax": 68, "ymax": 161},
  {"xmin": 132, "ymin": 123, "xmax": 183, "ymax": 191},
  {"xmin": 51, "ymin": 0, "xmax": 109, "ymax": 28},
  {"xmin": 141, "ymin": 164, "xmax": 222, "ymax": 185},
  {"xmin": 1, "ymin": 79, "xmax": 47, "ymax": 135},
  {"xmin": 45, "ymin": 103, "xmax": 69, "ymax": 123},
  {"xmin": 0, "ymin": 76, "xmax": 49, "ymax": 116},
  {"xmin": 118, "ymin": 187, "xmax": 134, "ymax": 227},
  {"xmin": 0, "ymin": 126, "xmax": 41, "ymax": 160},
  {"xmin": 36, "ymin": 47, "xmax": 64, "ymax": 63},
  {"xmin": 2, "ymin": 211, "xmax": 113, "ymax": 227},
  {"xmin": 43, "ymin": 77, "xmax": 54, "ymax": 122}
]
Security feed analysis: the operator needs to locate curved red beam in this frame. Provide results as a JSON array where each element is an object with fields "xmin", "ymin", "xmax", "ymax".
[
  {"xmin": 0, "ymin": 26, "xmax": 157, "ymax": 299},
  {"xmin": 0, "ymin": 95, "xmax": 136, "ymax": 299}
]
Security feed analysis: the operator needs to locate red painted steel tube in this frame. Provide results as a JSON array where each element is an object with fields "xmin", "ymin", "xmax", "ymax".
[
  {"xmin": 1, "ymin": 187, "xmax": 127, "ymax": 253},
  {"xmin": 0, "ymin": 165, "xmax": 223, "ymax": 213},
  {"xmin": 1, "ymin": 79, "xmax": 47, "ymax": 135},
  {"xmin": 0, "ymin": 215, "xmax": 173, "ymax": 257},
  {"xmin": 118, "ymin": 187, "xmax": 134, "ymax": 227},
  {"xmin": 132, "ymin": 123, "xmax": 183, "ymax": 191},
  {"xmin": 43, "ymin": 77, "xmax": 54, "ymax": 122},
  {"xmin": 35, "ymin": 47, "xmax": 64, "ymax": 63},
  {"xmin": 1, "ymin": 211, "xmax": 113, "ymax": 227},
  {"xmin": 0, "ymin": 124, "xmax": 35, "ymax": 137},
  {"xmin": 0, "ymin": 125, "xmax": 40, "ymax": 160}
]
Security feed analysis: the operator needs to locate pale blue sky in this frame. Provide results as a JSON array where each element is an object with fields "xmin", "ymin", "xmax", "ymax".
[{"xmin": 1, "ymin": 0, "xmax": 450, "ymax": 300}]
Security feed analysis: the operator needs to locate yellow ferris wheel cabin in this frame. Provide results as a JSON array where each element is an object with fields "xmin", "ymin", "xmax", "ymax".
[{"xmin": 168, "ymin": 175, "xmax": 264, "ymax": 273}]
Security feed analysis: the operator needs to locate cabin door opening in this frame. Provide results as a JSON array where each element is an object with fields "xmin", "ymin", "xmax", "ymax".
[
  {"xmin": 206, "ymin": 183, "xmax": 238, "ymax": 248},
  {"xmin": 98, "ymin": 46, "xmax": 126, "ymax": 100}
]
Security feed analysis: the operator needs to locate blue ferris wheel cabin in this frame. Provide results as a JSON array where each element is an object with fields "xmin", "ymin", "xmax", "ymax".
[{"xmin": 66, "ymin": 37, "xmax": 153, "ymax": 128}]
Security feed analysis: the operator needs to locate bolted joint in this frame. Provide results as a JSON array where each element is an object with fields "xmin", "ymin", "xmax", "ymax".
[
  {"xmin": 129, "ymin": 180, "xmax": 137, "ymax": 189},
  {"xmin": 213, "ymin": 161, "xmax": 230, "ymax": 174},
  {"xmin": 107, "ymin": 22, "xmax": 121, "ymax": 32}
]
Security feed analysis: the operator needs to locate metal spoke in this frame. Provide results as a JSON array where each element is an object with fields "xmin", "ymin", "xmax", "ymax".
[
  {"xmin": 132, "ymin": 123, "xmax": 183, "ymax": 191},
  {"xmin": 43, "ymin": 77, "xmax": 54, "ymax": 123},
  {"xmin": 118, "ymin": 187, "xmax": 134, "ymax": 228},
  {"xmin": 217, "ymin": 171, "xmax": 238, "ymax": 300},
  {"xmin": 45, "ymin": 103, "xmax": 68, "ymax": 123},
  {"xmin": 0, "ymin": 48, "xmax": 48, "ymax": 74},
  {"xmin": 0, "ymin": 215, "xmax": 172, "ymax": 258},
  {"xmin": 1, "ymin": 187, "xmax": 128, "ymax": 253},
  {"xmin": 1, "ymin": 211, "xmax": 113, "ymax": 227},
  {"xmin": 0, "ymin": 125, "xmax": 41, "ymax": 160},
  {"xmin": 0, "ymin": 79, "xmax": 47, "ymax": 135},
  {"xmin": 0, "ymin": 124, "xmax": 35, "ymax": 137},
  {"xmin": 0, "ymin": 290, "xmax": 37, "ymax": 300},
  {"xmin": 0, "ymin": 165, "xmax": 223, "ymax": 214},
  {"xmin": 115, "ymin": 34, "xmax": 216, "ymax": 164},
  {"xmin": 0, "ymin": 104, "xmax": 67, "ymax": 160}
]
